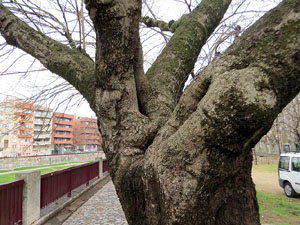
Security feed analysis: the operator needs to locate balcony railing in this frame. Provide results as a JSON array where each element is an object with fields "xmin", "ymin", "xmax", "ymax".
[
  {"xmin": 34, "ymin": 127, "xmax": 51, "ymax": 132},
  {"xmin": 34, "ymin": 120, "xmax": 51, "ymax": 125},
  {"xmin": 33, "ymin": 141, "xmax": 51, "ymax": 146},
  {"xmin": 33, "ymin": 134, "xmax": 50, "ymax": 139}
]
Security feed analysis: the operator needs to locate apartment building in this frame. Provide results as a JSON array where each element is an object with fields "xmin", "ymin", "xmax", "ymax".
[
  {"xmin": 33, "ymin": 105, "xmax": 53, "ymax": 155},
  {"xmin": 73, "ymin": 117, "xmax": 102, "ymax": 152},
  {"xmin": 0, "ymin": 98, "xmax": 34, "ymax": 157},
  {"xmin": 0, "ymin": 99, "xmax": 15, "ymax": 157},
  {"xmin": 13, "ymin": 101, "xmax": 35, "ymax": 157},
  {"xmin": 0, "ymin": 98, "xmax": 54, "ymax": 157},
  {"xmin": 0, "ymin": 98, "xmax": 102, "ymax": 157},
  {"xmin": 52, "ymin": 112, "xmax": 75, "ymax": 154}
]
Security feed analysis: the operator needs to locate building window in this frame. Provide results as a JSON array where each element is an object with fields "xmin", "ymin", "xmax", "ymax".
[
  {"xmin": 3, "ymin": 124, "xmax": 9, "ymax": 128},
  {"xmin": 26, "ymin": 131, "xmax": 32, "ymax": 135},
  {"xmin": 59, "ymin": 117, "xmax": 63, "ymax": 121},
  {"xmin": 25, "ymin": 139, "xmax": 30, "ymax": 143},
  {"xmin": 25, "ymin": 123, "xmax": 32, "ymax": 128},
  {"xmin": 54, "ymin": 124, "xmax": 58, "ymax": 127},
  {"xmin": 65, "ymin": 125, "xmax": 71, "ymax": 128},
  {"xmin": 65, "ymin": 118, "xmax": 71, "ymax": 122}
]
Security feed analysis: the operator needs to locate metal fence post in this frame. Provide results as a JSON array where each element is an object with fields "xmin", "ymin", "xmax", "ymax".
[{"xmin": 67, "ymin": 170, "xmax": 72, "ymax": 197}]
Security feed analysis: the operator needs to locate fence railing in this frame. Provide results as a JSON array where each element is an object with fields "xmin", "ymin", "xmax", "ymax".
[
  {"xmin": 0, "ymin": 159, "xmax": 108, "ymax": 225},
  {"xmin": 0, "ymin": 179, "xmax": 24, "ymax": 225},
  {"xmin": 40, "ymin": 161, "xmax": 100, "ymax": 208}
]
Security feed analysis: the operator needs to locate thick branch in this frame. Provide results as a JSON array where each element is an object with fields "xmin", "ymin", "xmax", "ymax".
[
  {"xmin": 156, "ymin": 0, "xmax": 300, "ymax": 145},
  {"xmin": 85, "ymin": 0, "xmax": 146, "ymax": 178},
  {"xmin": 139, "ymin": 1, "xmax": 300, "ymax": 224},
  {"xmin": 0, "ymin": 4, "xmax": 95, "ymax": 103},
  {"xmin": 144, "ymin": 0, "xmax": 232, "ymax": 119}
]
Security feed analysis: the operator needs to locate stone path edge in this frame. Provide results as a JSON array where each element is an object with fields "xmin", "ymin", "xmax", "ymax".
[{"xmin": 32, "ymin": 173, "xmax": 110, "ymax": 225}]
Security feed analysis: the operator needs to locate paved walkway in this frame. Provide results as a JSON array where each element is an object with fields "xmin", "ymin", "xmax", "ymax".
[{"xmin": 62, "ymin": 181, "xmax": 128, "ymax": 225}]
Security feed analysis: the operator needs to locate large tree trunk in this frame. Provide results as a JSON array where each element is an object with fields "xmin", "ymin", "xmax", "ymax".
[
  {"xmin": 1, "ymin": 0, "xmax": 300, "ymax": 224},
  {"xmin": 87, "ymin": 1, "xmax": 299, "ymax": 224}
]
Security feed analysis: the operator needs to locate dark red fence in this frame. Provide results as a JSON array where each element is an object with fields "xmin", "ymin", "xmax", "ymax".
[
  {"xmin": 103, "ymin": 159, "xmax": 109, "ymax": 173},
  {"xmin": 0, "ymin": 180, "xmax": 24, "ymax": 225},
  {"xmin": 40, "ymin": 161, "xmax": 99, "ymax": 208}
]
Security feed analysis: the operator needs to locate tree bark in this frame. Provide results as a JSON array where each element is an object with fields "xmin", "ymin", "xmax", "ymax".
[{"xmin": 1, "ymin": 0, "xmax": 300, "ymax": 224}]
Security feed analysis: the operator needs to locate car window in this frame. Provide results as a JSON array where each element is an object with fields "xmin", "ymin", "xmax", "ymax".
[
  {"xmin": 291, "ymin": 157, "xmax": 300, "ymax": 172},
  {"xmin": 279, "ymin": 156, "xmax": 290, "ymax": 170}
]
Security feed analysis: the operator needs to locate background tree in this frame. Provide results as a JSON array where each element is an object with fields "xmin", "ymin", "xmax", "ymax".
[
  {"xmin": 256, "ymin": 94, "xmax": 300, "ymax": 155},
  {"xmin": 279, "ymin": 95, "xmax": 300, "ymax": 151},
  {"xmin": 1, "ymin": 1, "xmax": 300, "ymax": 225}
]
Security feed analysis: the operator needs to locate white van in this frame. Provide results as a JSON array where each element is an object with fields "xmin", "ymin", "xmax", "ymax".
[{"xmin": 278, "ymin": 153, "xmax": 300, "ymax": 197}]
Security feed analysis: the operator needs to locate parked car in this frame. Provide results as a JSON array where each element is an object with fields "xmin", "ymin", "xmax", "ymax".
[{"xmin": 278, "ymin": 152, "xmax": 300, "ymax": 197}]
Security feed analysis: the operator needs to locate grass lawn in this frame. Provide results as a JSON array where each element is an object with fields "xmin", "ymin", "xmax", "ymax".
[
  {"xmin": 13, "ymin": 162, "xmax": 75, "ymax": 171},
  {"xmin": 257, "ymin": 190, "xmax": 300, "ymax": 225},
  {"xmin": 253, "ymin": 164, "xmax": 278, "ymax": 173},
  {"xmin": 0, "ymin": 173, "xmax": 16, "ymax": 184},
  {"xmin": 0, "ymin": 161, "xmax": 93, "ymax": 184}
]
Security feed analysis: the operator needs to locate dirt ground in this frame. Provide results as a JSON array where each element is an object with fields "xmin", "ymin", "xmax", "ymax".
[
  {"xmin": 252, "ymin": 169, "xmax": 283, "ymax": 195},
  {"xmin": 252, "ymin": 167, "xmax": 300, "ymax": 202}
]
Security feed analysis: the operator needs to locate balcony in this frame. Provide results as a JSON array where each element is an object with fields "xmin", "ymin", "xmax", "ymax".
[
  {"xmin": 53, "ymin": 134, "xmax": 72, "ymax": 139},
  {"xmin": 18, "ymin": 134, "xmax": 32, "ymax": 138},
  {"xmin": 18, "ymin": 127, "xmax": 33, "ymax": 131},
  {"xmin": 53, "ymin": 127, "xmax": 72, "ymax": 132},
  {"xmin": 14, "ymin": 111, "xmax": 33, "ymax": 117},
  {"xmin": 34, "ymin": 127, "xmax": 51, "ymax": 132},
  {"xmin": 33, "ymin": 141, "xmax": 51, "ymax": 146},
  {"xmin": 35, "ymin": 112, "xmax": 52, "ymax": 118},
  {"xmin": 34, "ymin": 120, "xmax": 51, "ymax": 125},
  {"xmin": 33, "ymin": 134, "xmax": 50, "ymax": 139}
]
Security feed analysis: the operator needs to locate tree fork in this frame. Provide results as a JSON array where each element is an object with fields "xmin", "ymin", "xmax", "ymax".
[{"xmin": 0, "ymin": 0, "xmax": 299, "ymax": 225}]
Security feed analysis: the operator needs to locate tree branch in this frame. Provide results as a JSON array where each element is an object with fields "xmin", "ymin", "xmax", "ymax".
[
  {"xmin": 144, "ymin": 0, "xmax": 232, "ymax": 119},
  {"xmin": 0, "ymin": 4, "xmax": 96, "ymax": 103},
  {"xmin": 155, "ymin": 0, "xmax": 300, "ymax": 151},
  {"xmin": 140, "ymin": 2, "xmax": 300, "ymax": 222},
  {"xmin": 141, "ymin": 16, "xmax": 177, "ymax": 33}
]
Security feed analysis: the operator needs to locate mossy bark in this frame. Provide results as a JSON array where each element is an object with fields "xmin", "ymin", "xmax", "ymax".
[{"xmin": 1, "ymin": 0, "xmax": 300, "ymax": 224}]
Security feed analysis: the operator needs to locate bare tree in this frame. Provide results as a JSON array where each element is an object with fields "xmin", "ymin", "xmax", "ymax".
[{"xmin": 1, "ymin": 1, "xmax": 299, "ymax": 225}]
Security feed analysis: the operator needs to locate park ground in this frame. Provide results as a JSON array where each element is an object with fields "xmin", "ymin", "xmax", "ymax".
[
  {"xmin": 0, "ymin": 161, "xmax": 299, "ymax": 224},
  {"xmin": 252, "ymin": 164, "xmax": 300, "ymax": 225}
]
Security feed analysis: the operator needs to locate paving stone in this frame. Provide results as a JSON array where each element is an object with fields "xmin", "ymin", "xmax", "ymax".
[{"xmin": 63, "ymin": 181, "xmax": 128, "ymax": 225}]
